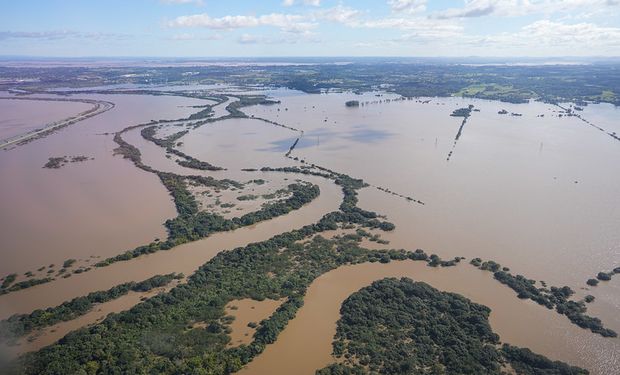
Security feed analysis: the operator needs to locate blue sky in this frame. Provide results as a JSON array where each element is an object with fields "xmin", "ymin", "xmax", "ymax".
[{"xmin": 1, "ymin": 0, "xmax": 620, "ymax": 57}]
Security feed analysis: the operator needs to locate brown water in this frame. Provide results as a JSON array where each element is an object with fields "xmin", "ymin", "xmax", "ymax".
[
  {"xmin": 1, "ymin": 88, "xmax": 618, "ymax": 372},
  {"xmin": 246, "ymin": 94, "xmax": 620, "ymax": 326},
  {"xmin": 224, "ymin": 298, "xmax": 284, "ymax": 347},
  {"xmin": 178, "ymin": 117, "xmax": 298, "ymax": 170},
  {"xmin": 0, "ymin": 174, "xmax": 342, "ymax": 318},
  {"xmin": 247, "ymin": 92, "xmax": 620, "ymax": 288},
  {"xmin": 241, "ymin": 260, "xmax": 619, "ymax": 375},
  {"xmin": 0, "ymin": 93, "xmax": 209, "ymax": 278},
  {"xmin": 0, "ymin": 99, "xmax": 92, "ymax": 140}
]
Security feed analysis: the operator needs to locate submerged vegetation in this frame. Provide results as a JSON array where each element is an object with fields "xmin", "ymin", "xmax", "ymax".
[
  {"xmin": 43, "ymin": 155, "xmax": 92, "ymax": 169},
  {"xmin": 447, "ymin": 104, "xmax": 475, "ymax": 161},
  {"xmin": 0, "ymin": 273, "xmax": 182, "ymax": 344},
  {"xmin": 470, "ymin": 258, "xmax": 617, "ymax": 338},
  {"xmin": 9, "ymin": 210, "xmax": 409, "ymax": 374},
  {"xmin": 0, "ymin": 277, "xmax": 53, "ymax": 296},
  {"xmin": 318, "ymin": 277, "xmax": 587, "ymax": 375},
  {"xmin": 588, "ymin": 267, "xmax": 620, "ymax": 286},
  {"xmin": 95, "ymin": 180, "xmax": 320, "ymax": 267}
]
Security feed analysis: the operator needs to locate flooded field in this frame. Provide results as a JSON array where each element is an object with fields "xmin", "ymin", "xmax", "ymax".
[{"xmin": 0, "ymin": 98, "xmax": 92, "ymax": 140}]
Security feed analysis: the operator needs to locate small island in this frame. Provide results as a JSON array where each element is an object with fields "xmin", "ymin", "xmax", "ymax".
[{"xmin": 43, "ymin": 155, "xmax": 92, "ymax": 169}]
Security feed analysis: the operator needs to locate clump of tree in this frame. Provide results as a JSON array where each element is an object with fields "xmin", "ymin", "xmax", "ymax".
[
  {"xmin": 450, "ymin": 104, "xmax": 474, "ymax": 118},
  {"xmin": 0, "ymin": 277, "xmax": 53, "ymax": 296},
  {"xmin": 11, "ymin": 219, "xmax": 424, "ymax": 374},
  {"xmin": 141, "ymin": 126, "xmax": 225, "ymax": 171},
  {"xmin": 237, "ymin": 194, "xmax": 258, "ymax": 201},
  {"xmin": 95, "ymin": 181, "xmax": 321, "ymax": 267},
  {"xmin": 43, "ymin": 155, "xmax": 92, "ymax": 169},
  {"xmin": 472, "ymin": 258, "xmax": 616, "ymax": 338},
  {"xmin": 345, "ymin": 100, "xmax": 360, "ymax": 107},
  {"xmin": 0, "ymin": 273, "xmax": 181, "ymax": 343},
  {"xmin": 319, "ymin": 277, "xmax": 587, "ymax": 375},
  {"xmin": 1, "ymin": 273, "xmax": 18, "ymax": 289}
]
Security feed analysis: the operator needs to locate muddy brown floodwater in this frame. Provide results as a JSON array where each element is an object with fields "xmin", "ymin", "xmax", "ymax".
[
  {"xmin": 0, "ymin": 93, "xmax": 214, "ymax": 278},
  {"xmin": 0, "ymin": 98, "xmax": 92, "ymax": 140},
  {"xmin": 0, "ymin": 174, "xmax": 342, "ymax": 319},
  {"xmin": 241, "ymin": 260, "xmax": 619, "ymax": 375},
  {"xmin": 1, "ymin": 88, "xmax": 618, "ymax": 373},
  {"xmin": 1, "ymin": 279, "xmax": 182, "ymax": 357},
  {"xmin": 224, "ymin": 298, "xmax": 284, "ymax": 347},
  {"xmin": 245, "ymin": 91, "xmax": 620, "ymax": 373}
]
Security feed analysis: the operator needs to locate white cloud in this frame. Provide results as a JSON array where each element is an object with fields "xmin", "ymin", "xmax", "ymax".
[
  {"xmin": 360, "ymin": 18, "xmax": 462, "ymax": 36},
  {"xmin": 458, "ymin": 19, "xmax": 620, "ymax": 55},
  {"xmin": 388, "ymin": 0, "xmax": 427, "ymax": 14},
  {"xmin": 238, "ymin": 33, "xmax": 261, "ymax": 44},
  {"xmin": 168, "ymin": 12, "xmax": 317, "ymax": 33},
  {"xmin": 433, "ymin": 0, "xmax": 620, "ymax": 19},
  {"xmin": 315, "ymin": 5, "xmax": 362, "ymax": 24},
  {"xmin": 316, "ymin": 5, "xmax": 461, "ymax": 37},
  {"xmin": 512, "ymin": 19, "xmax": 620, "ymax": 45}
]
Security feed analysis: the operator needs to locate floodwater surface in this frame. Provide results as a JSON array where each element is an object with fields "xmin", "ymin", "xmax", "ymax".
[
  {"xmin": 246, "ymin": 94, "xmax": 620, "ymax": 311},
  {"xmin": 1, "ymin": 88, "xmax": 618, "ymax": 373},
  {"xmin": 0, "ymin": 93, "xmax": 209, "ymax": 278},
  {"xmin": 0, "ymin": 174, "xmax": 342, "ymax": 319},
  {"xmin": 224, "ymin": 298, "xmax": 284, "ymax": 347},
  {"xmin": 0, "ymin": 98, "xmax": 92, "ymax": 140},
  {"xmin": 241, "ymin": 260, "xmax": 619, "ymax": 375}
]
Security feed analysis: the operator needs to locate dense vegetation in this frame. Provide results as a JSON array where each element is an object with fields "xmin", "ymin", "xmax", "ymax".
[
  {"xmin": 9, "ymin": 215, "xmax": 414, "ymax": 374},
  {"xmin": 318, "ymin": 277, "xmax": 587, "ymax": 375},
  {"xmin": 141, "ymin": 126, "xmax": 225, "ymax": 171},
  {"xmin": 0, "ymin": 273, "xmax": 181, "ymax": 343},
  {"xmin": 95, "ymin": 180, "xmax": 320, "ymax": 267},
  {"xmin": 3, "ymin": 64, "xmax": 614, "ymax": 374},
  {"xmin": 43, "ymin": 155, "xmax": 91, "ymax": 169},
  {"xmin": 0, "ymin": 277, "xmax": 53, "ymax": 296},
  {"xmin": 225, "ymin": 95, "xmax": 280, "ymax": 118},
  {"xmin": 470, "ymin": 258, "xmax": 617, "ymax": 338},
  {"xmin": 450, "ymin": 105, "xmax": 474, "ymax": 118}
]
